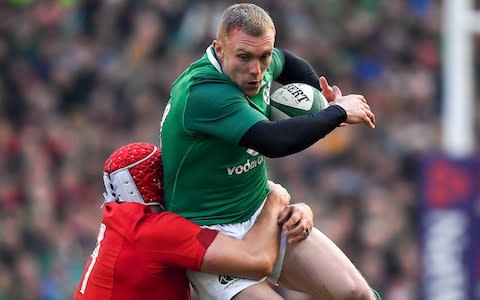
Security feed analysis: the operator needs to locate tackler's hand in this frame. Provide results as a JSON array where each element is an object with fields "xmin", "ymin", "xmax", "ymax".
[
  {"xmin": 266, "ymin": 180, "xmax": 291, "ymax": 207},
  {"xmin": 278, "ymin": 203, "xmax": 313, "ymax": 244}
]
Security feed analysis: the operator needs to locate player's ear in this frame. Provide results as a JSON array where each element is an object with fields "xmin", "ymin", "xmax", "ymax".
[{"xmin": 212, "ymin": 40, "xmax": 224, "ymax": 60}]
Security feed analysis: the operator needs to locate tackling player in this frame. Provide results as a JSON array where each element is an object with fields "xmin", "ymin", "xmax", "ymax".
[{"xmin": 73, "ymin": 142, "xmax": 313, "ymax": 300}]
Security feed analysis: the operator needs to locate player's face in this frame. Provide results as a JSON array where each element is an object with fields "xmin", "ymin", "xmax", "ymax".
[{"xmin": 214, "ymin": 28, "xmax": 275, "ymax": 96}]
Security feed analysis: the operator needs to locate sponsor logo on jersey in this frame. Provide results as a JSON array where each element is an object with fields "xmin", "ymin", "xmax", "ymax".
[{"xmin": 226, "ymin": 156, "xmax": 264, "ymax": 175}]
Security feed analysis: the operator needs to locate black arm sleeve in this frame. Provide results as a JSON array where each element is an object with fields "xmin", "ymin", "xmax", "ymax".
[
  {"xmin": 276, "ymin": 49, "xmax": 321, "ymax": 91},
  {"xmin": 239, "ymin": 105, "xmax": 347, "ymax": 158}
]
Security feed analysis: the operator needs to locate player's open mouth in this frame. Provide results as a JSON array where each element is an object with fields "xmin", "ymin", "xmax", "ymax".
[{"xmin": 247, "ymin": 81, "xmax": 260, "ymax": 87}]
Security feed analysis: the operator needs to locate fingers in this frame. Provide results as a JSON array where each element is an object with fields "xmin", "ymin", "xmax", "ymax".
[
  {"xmin": 285, "ymin": 218, "xmax": 312, "ymax": 244},
  {"xmin": 319, "ymin": 76, "xmax": 331, "ymax": 92},
  {"xmin": 319, "ymin": 76, "xmax": 335, "ymax": 102},
  {"xmin": 278, "ymin": 205, "xmax": 313, "ymax": 244},
  {"xmin": 335, "ymin": 94, "xmax": 376, "ymax": 128},
  {"xmin": 277, "ymin": 206, "xmax": 292, "ymax": 224},
  {"xmin": 369, "ymin": 109, "xmax": 376, "ymax": 124},
  {"xmin": 279, "ymin": 206, "xmax": 299, "ymax": 230},
  {"xmin": 333, "ymin": 85, "xmax": 342, "ymax": 98},
  {"xmin": 364, "ymin": 117, "xmax": 376, "ymax": 129},
  {"xmin": 361, "ymin": 102, "xmax": 375, "ymax": 128},
  {"xmin": 365, "ymin": 110, "xmax": 376, "ymax": 128},
  {"xmin": 360, "ymin": 112, "xmax": 375, "ymax": 128}
]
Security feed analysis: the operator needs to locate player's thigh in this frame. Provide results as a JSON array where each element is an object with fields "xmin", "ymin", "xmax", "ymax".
[
  {"xmin": 278, "ymin": 228, "xmax": 372, "ymax": 300},
  {"xmin": 232, "ymin": 281, "xmax": 284, "ymax": 300}
]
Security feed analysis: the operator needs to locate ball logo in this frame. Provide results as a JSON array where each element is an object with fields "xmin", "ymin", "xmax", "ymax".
[
  {"xmin": 284, "ymin": 83, "xmax": 310, "ymax": 103},
  {"xmin": 218, "ymin": 275, "xmax": 235, "ymax": 285},
  {"xmin": 271, "ymin": 83, "xmax": 314, "ymax": 111}
]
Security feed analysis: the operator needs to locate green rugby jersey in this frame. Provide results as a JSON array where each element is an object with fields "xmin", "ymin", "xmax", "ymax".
[{"xmin": 160, "ymin": 45, "xmax": 285, "ymax": 225}]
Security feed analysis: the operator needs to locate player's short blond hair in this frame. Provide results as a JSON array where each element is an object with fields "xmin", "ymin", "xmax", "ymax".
[{"xmin": 217, "ymin": 3, "xmax": 275, "ymax": 40}]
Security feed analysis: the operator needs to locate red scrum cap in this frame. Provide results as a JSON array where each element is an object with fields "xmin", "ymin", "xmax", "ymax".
[{"xmin": 102, "ymin": 142, "xmax": 164, "ymax": 207}]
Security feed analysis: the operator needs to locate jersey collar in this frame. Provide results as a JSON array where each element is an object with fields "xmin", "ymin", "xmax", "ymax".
[{"xmin": 206, "ymin": 45, "xmax": 223, "ymax": 74}]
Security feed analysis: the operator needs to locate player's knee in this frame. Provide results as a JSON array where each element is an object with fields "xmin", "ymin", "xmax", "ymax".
[{"xmin": 340, "ymin": 277, "xmax": 372, "ymax": 300}]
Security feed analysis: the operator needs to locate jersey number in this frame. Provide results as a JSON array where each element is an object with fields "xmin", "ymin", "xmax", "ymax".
[{"xmin": 79, "ymin": 223, "xmax": 106, "ymax": 294}]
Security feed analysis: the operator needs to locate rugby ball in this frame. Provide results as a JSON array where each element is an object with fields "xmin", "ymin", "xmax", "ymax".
[{"xmin": 269, "ymin": 83, "xmax": 329, "ymax": 121}]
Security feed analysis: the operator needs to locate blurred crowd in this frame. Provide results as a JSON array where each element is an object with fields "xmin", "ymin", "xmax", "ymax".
[{"xmin": 0, "ymin": 0, "xmax": 475, "ymax": 299}]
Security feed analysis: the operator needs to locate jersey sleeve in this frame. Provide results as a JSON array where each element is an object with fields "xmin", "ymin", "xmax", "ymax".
[
  {"xmin": 142, "ymin": 212, "xmax": 218, "ymax": 271},
  {"xmin": 270, "ymin": 48, "xmax": 285, "ymax": 81},
  {"xmin": 184, "ymin": 83, "xmax": 267, "ymax": 145}
]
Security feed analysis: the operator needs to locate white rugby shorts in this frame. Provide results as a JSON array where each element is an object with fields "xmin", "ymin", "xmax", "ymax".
[{"xmin": 187, "ymin": 199, "xmax": 287, "ymax": 300}]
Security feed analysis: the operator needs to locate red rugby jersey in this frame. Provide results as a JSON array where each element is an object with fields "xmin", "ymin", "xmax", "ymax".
[{"xmin": 74, "ymin": 202, "xmax": 217, "ymax": 300}]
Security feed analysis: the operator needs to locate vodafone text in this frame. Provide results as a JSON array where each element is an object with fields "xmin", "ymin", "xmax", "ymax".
[{"xmin": 227, "ymin": 156, "xmax": 264, "ymax": 175}]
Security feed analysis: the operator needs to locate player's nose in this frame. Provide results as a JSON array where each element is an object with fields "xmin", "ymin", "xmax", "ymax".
[{"xmin": 249, "ymin": 59, "xmax": 261, "ymax": 76}]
